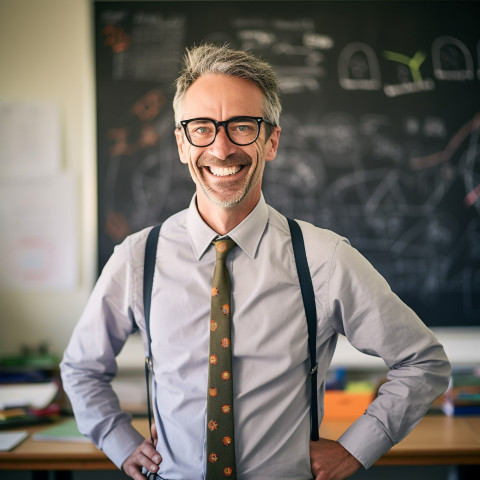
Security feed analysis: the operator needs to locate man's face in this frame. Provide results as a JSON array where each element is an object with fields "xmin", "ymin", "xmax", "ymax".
[{"xmin": 175, "ymin": 74, "xmax": 280, "ymax": 212}]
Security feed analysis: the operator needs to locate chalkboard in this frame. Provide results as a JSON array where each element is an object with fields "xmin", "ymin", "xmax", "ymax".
[{"xmin": 94, "ymin": 1, "xmax": 480, "ymax": 327}]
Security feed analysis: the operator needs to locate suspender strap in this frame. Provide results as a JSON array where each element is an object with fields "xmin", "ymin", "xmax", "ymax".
[
  {"xmin": 287, "ymin": 218, "xmax": 319, "ymax": 441},
  {"xmin": 143, "ymin": 224, "xmax": 161, "ymax": 441}
]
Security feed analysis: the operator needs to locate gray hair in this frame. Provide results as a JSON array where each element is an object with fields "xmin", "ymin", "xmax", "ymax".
[{"xmin": 173, "ymin": 44, "xmax": 282, "ymax": 128}]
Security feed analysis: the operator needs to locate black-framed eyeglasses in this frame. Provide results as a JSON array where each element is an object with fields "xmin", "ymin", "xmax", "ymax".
[{"xmin": 179, "ymin": 116, "xmax": 274, "ymax": 147}]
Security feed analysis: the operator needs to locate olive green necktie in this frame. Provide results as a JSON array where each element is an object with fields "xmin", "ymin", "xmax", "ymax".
[{"xmin": 206, "ymin": 237, "xmax": 237, "ymax": 479}]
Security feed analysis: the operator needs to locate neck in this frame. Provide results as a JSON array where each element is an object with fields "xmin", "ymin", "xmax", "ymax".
[{"xmin": 196, "ymin": 191, "xmax": 260, "ymax": 235}]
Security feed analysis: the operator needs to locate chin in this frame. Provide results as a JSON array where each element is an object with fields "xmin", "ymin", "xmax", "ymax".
[
  {"xmin": 200, "ymin": 184, "xmax": 248, "ymax": 208},
  {"xmin": 208, "ymin": 193, "xmax": 246, "ymax": 209}
]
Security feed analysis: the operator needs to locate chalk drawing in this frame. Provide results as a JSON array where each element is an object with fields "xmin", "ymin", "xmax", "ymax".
[
  {"xmin": 338, "ymin": 42, "xmax": 382, "ymax": 90},
  {"xmin": 432, "ymin": 36, "xmax": 475, "ymax": 81}
]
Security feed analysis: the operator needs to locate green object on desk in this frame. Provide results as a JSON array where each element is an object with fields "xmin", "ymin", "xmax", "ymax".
[{"xmin": 32, "ymin": 418, "xmax": 89, "ymax": 442}]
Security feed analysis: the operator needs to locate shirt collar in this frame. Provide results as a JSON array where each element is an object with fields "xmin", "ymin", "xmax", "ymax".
[{"xmin": 186, "ymin": 193, "xmax": 269, "ymax": 260}]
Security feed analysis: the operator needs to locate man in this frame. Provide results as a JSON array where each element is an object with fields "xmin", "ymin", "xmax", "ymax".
[{"xmin": 61, "ymin": 44, "xmax": 451, "ymax": 480}]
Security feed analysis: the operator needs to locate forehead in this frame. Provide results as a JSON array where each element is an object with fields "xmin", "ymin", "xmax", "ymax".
[{"xmin": 182, "ymin": 73, "xmax": 265, "ymax": 119}]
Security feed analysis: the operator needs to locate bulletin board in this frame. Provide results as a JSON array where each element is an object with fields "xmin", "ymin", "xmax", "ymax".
[{"xmin": 94, "ymin": 1, "xmax": 480, "ymax": 327}]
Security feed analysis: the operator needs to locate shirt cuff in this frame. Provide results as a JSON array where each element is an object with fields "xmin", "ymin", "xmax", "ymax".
[
  {"xmin": 337, "ymin": 413, "xmax": 394, "ymax": 469},
  {"xmin": 101, "ymin": 420, "xmax": 146, "ymax": 469}
]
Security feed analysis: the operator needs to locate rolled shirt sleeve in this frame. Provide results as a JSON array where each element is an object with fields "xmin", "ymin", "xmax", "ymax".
[
  {"xmin": 325, "ymin": 237, "xmax": 451, "ymax": 468},
  {"xmin": 60, "ymin": 232, "xmax": 147, "ymax": 469}
]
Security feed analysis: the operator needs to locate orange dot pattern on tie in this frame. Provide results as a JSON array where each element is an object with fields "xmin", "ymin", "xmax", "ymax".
[{"xmin": 206, "ymin": 238, "xmax": 237, "ymax": 479}]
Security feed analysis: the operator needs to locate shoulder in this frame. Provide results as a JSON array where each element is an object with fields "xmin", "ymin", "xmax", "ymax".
[
  {"xmin": 294, "ymin": 220, "xmax": 353, "ymax": 284},
  {"xmin": 265, "ymin": 205, "xmax": 355, "ymax": 277},
  {"xmin": 295, "ymin": 220, "xmax": 378, "ymax": 279},
  {"xmin": 110, "ymin": 208, "xmax": 189, "ymax": 270},
  {"xmin": 295, "ymin": 219, "xmax": 348, "ymax": 250},
  {"xmin": 267, "ymin": 205, "xmax": 349, "ymax": 257}
]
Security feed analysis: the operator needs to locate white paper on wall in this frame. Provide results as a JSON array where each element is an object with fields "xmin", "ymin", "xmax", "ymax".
[
  {"xmin": 0, "ymin": 173, "xmax": 77, "ymax": 290},
  {"xmin": 0, "ymin": 100, "xmax": 61, "ymax": 177}
]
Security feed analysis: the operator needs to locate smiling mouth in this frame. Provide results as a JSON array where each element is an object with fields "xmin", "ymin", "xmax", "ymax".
[
  {"xmin": 208, "ymin": 165, "xmax": 243, "ymax": 177},
  {"xmin": 198, "ymin": 152, "xmax": 251, "ymax": 178}
]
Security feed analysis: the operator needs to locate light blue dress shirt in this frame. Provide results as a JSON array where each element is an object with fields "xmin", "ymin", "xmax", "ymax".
[{"xmin": 61, "ymin": 194, "xmax": 450, "ymax": 479}]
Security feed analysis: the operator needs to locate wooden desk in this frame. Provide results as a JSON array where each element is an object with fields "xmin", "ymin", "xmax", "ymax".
[
  {"xmin": 319, "ymin": 415, "xmax": 480, "ymax": 466},
  {"xmin": 0, "ymin": 419, "xmax": 152, "ymax": 471},
  {"xmin": 1, "ymin": 416, "xmax": 480, "ymax": 471}
]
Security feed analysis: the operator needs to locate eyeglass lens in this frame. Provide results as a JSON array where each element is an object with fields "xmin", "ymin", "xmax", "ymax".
[{"xmin": 186, "ymin": 117, "xmax": 260, "ymax": 146}]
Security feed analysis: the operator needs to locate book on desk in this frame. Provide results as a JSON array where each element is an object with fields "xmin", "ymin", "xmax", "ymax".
[{"xmin": 32, "ymin": 418, "xmax": 89, "ymax": 443}]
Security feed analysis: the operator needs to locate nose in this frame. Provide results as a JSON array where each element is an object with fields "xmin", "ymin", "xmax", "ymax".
[{"xmin": 206, "ymin": 125, "xmax": 237, "ymax": 160}]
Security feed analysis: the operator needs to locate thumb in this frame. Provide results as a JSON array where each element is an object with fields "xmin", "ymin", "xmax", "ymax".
[{"xmin": 151, "ymin": 423, "xmax": 158, "ymax": 447}]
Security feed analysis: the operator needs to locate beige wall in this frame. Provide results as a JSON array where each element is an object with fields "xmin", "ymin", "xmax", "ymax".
[
  {"xmin": 0, "ymin": 0, "xmax": 478, "ymax": 365},
  {"xmin": 0, "ymin": 0, "xmax": 96, "ymax": 356}
]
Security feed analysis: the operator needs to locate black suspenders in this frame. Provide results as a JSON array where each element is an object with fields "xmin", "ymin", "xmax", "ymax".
[
  {"xmin": 143, "ymin": 224, "xmax": 161, "ymax": 442},
  {"xmin": 286, "ymin": 218, "xmax": 319, "ymax": 441},
  {"xmin": 142, "ymin": 218, "xmax": 319, "ymax": 442}
]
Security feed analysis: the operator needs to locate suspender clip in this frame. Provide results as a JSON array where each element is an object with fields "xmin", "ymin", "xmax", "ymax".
[
  {"xmin": 310, "ymin": 363, "xmax": 318, "ymax": 376},
  {"xmin": 145, "ymin": 356, "xmax": 153, "ymax": 371}
]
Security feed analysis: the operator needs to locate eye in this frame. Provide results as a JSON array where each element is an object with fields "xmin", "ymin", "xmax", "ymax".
[
  {"xmin": 188, "ymin": 120, "xmax": 215, "ymax": 137},
  {"xmin": 229, "ymin": 118, "xmax": 257, "ymax": 136},
  {"xmin": 232, "ymin": 123, "xmax": 254, "ymax": 132}
]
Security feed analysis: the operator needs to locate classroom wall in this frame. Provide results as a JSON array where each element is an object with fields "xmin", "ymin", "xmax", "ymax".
[
  {"xmin": 0, "ymin": 0, "xmax": 96, "ymax": 356},
  {"xmin": 0, "ymin": 0, "xmax": 478, "ymax": 367}
]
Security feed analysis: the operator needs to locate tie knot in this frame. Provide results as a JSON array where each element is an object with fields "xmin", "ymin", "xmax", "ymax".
[{"xmin": 213, "ymin": 237, "xmax": 236, "ymax": 260}]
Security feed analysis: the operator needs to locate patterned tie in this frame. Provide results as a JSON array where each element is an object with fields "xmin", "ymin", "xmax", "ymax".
[{"xmin": 206, "ymin": 237, "xmax": 237, "ymax": 479}]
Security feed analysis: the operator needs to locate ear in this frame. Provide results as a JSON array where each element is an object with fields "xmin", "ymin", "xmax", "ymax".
[
  {"xmin": 175, "ymin": 127, "xmax": 188, "ymax": 164},
  {"xmin": 264, "ymin": 126, "xmax": 281, "ymax": 162}
]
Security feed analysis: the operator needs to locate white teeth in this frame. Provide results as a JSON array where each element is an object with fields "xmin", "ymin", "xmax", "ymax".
[{"xmin": 209, "ymin": 165, "xmax": 241, "ymax": 176}]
